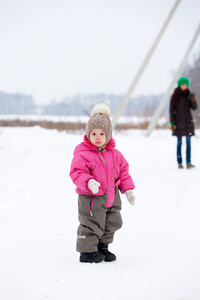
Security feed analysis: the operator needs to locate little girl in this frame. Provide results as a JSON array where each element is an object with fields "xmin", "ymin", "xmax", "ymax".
[{"xmin": 70, "ymin": 103, "xmax": 135, "ymax": 263}]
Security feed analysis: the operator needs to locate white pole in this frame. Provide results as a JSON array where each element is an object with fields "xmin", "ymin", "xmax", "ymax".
[
  {"xmin": 112, "ymin": 0, "xmax": 182, "ymax": 128},
  {"xmin": 145, "ymin": 23, "xmax": 200, "ymax": 137}
]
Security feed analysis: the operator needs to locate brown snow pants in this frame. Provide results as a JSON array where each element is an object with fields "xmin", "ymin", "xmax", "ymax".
[{"xmin": 76, "ymin": 188, "xmax": 123, "ymax": 253}]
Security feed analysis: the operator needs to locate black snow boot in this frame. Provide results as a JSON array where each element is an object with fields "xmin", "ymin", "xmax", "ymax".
[
  {"xmin": 98, "ymin": 242, "xmax": 116, "ymax": 262},
  {"xmin": 80, "ymin": 251, "xmax": 105, "ymax": 263}
]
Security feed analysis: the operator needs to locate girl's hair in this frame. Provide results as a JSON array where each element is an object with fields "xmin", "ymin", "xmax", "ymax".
[{"xmin": 171, "ymin": 87, "xmax": 190, "ymax": 105}]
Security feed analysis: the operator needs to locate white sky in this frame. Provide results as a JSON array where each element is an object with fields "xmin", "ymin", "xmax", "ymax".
[{"xmin": 0, "ymin": 0, "xmax": 200, "ymax": 104}]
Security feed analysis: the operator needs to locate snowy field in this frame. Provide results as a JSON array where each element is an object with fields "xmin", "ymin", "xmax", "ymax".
[{"xmin": 0, "ymin": 126, "xmax": 200, "ymax": 300}]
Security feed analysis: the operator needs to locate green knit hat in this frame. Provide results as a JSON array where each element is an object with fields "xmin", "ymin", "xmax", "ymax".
[{"xmin": 177, "ymin": 76, "xmax": 190, "ymax": 87}]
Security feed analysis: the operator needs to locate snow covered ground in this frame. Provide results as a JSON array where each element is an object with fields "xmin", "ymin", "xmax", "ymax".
[{"xmin": 0, "ymin": 126, "xmax": 200, "ymax": 300}]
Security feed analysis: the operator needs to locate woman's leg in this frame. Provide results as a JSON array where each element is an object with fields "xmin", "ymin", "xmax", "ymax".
[
  {"xmin": 186, "ymin": 136, "xmax": 193, "ymax": 167},
  {"xmin": 177, "ymin": 137, "xmax": 182, "ymax": 165},
  {"xmin": 186, "ymin": 136, "xmax": 191, "ymax": 164}
]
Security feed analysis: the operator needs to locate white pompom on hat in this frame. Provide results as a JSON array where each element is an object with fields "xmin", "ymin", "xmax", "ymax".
[
  {"xmin": 90, "ymin": 103, "xmax": 111, "ymax": 117},
  {"xmin": 86, "ymin": 103, "xmax": 112, "ymax": 145}
]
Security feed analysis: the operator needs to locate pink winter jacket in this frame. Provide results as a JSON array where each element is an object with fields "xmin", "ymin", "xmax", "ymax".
[{"xmin": 70, "ymin": 135, "xmax": 135, "ymax": 208}]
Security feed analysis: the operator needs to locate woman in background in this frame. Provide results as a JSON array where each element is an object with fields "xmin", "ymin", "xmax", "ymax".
[{"xmin": 170, "ymin": 76, "xmax": 198, "ymax": 169}]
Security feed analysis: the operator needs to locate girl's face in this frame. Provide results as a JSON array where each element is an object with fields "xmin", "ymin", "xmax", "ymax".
[
  {"xmin": 90, "ymin": 129, "xmax": 106, "ymax": 147},
  {"xmin": 180, "ymin": 84, "xmax": 188, "ymax": 91}
]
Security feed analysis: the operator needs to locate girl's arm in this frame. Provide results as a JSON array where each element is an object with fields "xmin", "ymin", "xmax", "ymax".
[
  {"xmin": 70, "ymin": 154, "xmax": 93, "ymax": 192},
  {"xmin": 118, "ymin": 153, "xmax": 135, "ymax": 194}
]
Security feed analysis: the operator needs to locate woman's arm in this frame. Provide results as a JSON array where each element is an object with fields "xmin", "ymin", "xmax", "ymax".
[{"xmin": 189, "ymin": 93, "xmax": 198, "ymax": 110}]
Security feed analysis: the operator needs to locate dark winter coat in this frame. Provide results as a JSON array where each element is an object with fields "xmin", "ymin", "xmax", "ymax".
[{"xmin": 170, "ymin": 87, "xmax": 198, "ymax": 137}]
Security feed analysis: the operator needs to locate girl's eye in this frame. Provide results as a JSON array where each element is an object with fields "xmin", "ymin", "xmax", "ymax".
[
  {"xmin": 92, "ymin": 133, "xmax": 96, "ymax": 136},
  {"xmin": 100, "ymin": 133, "xmax": 105, "ymax": 136}
]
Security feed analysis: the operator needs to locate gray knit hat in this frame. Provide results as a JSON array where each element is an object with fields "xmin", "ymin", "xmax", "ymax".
[{"xmin": 86, "ymin": 103, "xmax": 112, "ymax": 145}]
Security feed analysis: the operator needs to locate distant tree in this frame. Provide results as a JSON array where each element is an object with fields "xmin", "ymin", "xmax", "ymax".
[{"xmin": 0, "ymin": 92, "xmax": 36, "ymax": 114}]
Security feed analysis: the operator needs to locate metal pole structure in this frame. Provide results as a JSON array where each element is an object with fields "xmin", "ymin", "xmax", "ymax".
[
  {"xmin": 112, "ymin": 0, "xmax": 182, "ymax": 128},
  {"xmin": 145, "ymin": 23, "xmax": 200, "ymax": 137}
]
